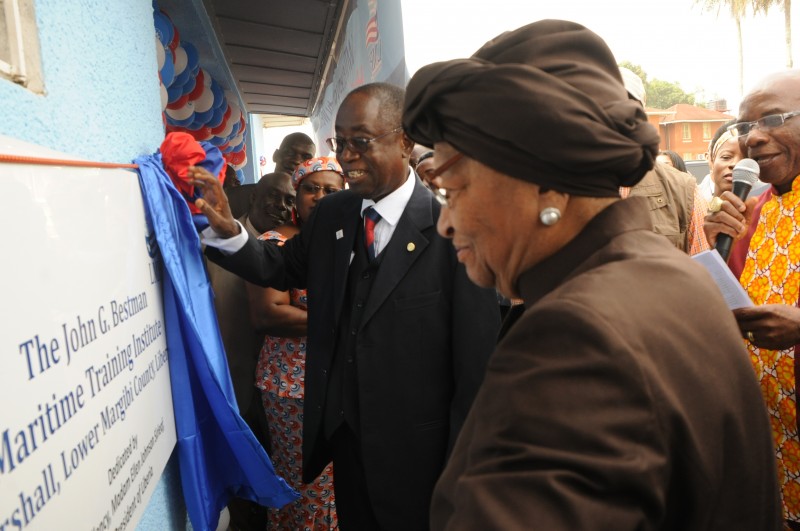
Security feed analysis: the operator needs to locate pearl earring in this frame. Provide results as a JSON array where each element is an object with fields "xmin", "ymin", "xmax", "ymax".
[{"xmin": 539, "ymin": 207, "xmax": 561, "ymax": 226}]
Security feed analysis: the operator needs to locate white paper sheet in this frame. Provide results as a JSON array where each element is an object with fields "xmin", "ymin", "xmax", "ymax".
[{"xmin": 692, "ymin": 249, "xmax": 753, "ymax": 310}]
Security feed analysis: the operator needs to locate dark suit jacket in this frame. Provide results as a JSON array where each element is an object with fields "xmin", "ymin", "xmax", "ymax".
[
  {"xmin": 205, "ymin": 216, "xmax": 270, "ymax": 448},
  {"xmin": 431, "ymin": 198, "xmax": 781, "ymax": 531},
  {"xmin": 207, "ymin": 177, "xmax": 499, "ymax": 529}
]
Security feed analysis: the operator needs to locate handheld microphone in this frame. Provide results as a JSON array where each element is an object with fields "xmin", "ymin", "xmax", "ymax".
[{"xmin": 715, "ymin": 158, "xmax": 760, "ymax": 261}]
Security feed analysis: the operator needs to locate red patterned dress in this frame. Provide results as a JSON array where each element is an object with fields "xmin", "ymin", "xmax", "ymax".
[{"xmin": 255, "ymin": 230, "xmax": 337, "ymax": 530}]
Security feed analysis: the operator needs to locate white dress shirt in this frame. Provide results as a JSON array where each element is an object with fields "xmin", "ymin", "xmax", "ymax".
[
  {"xmin": 358, "ymin": 170, "xmax": 415, "ymax": 257},
  {"xmin": 202, "ymin": 170, "xmax": 416, "ymax": 256}
]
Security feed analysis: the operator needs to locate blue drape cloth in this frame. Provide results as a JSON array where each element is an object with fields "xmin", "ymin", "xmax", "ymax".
[{"xmin": 135, "ymin": 153, "xmax": 298, "ymax": 531}]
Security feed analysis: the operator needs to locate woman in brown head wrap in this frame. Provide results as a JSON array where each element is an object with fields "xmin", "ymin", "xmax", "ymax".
[
  {"xmin": 402, "ymin": 20, "xmax": 780, "ymax": 530},
  {"xmin": 404, "ymin": 19, "xmax": 660, "ymax": 295}
]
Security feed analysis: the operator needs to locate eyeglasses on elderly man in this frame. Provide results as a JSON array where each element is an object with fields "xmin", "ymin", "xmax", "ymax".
[
  {"xmin": 325, "ymin": 127, "xmax": 403, "ymax": 155},
  {"xmin": 727, "ymin": 110, "xmax": 800, "ymax": 137}
]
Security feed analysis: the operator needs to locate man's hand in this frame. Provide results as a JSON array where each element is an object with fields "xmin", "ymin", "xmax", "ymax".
[
  {"xmin": 703, "ymin": 191, "xmax": 757, "ymax": 247},
  {"xmin": 734, "ymin": 304, "xmax": 800, "ymax": 351},
  {"xmin": 188, "ymin": 165, "xmax": 241, "ymax": 238}
]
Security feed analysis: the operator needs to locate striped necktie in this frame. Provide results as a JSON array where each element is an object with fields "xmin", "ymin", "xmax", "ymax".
[{"xmin": 364, "ymin": 206, "xmax": 381, "ymax": 261}]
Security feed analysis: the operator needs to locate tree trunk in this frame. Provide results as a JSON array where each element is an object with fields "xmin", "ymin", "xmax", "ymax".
[
  {"xmin": 736, "ymin": 16, "xmax": 744, "ymax": 97},
  {"xmin": 786, "ymin": 0, "xmax": 793, "ymax": 68}
]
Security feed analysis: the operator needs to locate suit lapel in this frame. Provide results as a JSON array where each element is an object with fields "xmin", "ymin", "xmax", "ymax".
[
  {"xmin": 361, "ymin": 179, "xmax": 434, "ymax": 326},
  {"xmin": 332, "ymin": 196, "xmax": 362, "ymax": 327}
]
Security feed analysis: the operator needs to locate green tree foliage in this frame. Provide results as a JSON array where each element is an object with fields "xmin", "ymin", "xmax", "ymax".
[
  {"xmin": 648, "ymin": 79, "xmax": 696, "ymax": 108},
  {"xmin": 618, "ymin": 61, "xmax": 696, "ymax": 109}
]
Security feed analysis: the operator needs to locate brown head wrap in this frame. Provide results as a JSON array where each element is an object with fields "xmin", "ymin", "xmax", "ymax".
[{"xmin": 402, "ymin": 20, "xmax": 659, "ymax": 196}]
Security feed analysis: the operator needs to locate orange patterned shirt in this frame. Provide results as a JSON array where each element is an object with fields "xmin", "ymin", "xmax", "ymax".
[{"xmin": 740, "ymin": 176, "xmax": 800, "ymax": 521}]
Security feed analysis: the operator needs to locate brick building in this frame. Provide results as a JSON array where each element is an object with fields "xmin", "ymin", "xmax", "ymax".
[{"xmin": 644, "ymin": 103, "xmax": 734, "ymax": 161}]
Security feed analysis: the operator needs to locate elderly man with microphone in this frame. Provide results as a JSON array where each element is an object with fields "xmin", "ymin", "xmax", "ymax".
[{"xmin": 706, "ymin": 69, "xmax": 800, "ymax": 529}]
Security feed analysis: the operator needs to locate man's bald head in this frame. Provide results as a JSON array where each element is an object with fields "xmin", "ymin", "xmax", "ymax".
[
  {"xmin": 737, "ymin": 69, "xmax": 800, "ymax": 194},
  {"xmin": 273, "ymin": 133, "xmax": 315, "ymax": 175}
]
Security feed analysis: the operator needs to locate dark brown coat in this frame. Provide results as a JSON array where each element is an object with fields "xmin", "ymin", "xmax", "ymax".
[{"xmin": 431, "ymin": 198, "xmax": 781, "ymax": 531}]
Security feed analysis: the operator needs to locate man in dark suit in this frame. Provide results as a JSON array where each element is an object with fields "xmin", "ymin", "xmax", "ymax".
[{"xmin": 192, "ymin": 83, "xmax": 499, "ymax": 530}]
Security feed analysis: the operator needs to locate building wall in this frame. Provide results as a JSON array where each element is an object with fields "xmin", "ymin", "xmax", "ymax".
[
  {"xmin": 661, "ymin": 122, "xmax": 720, "ymax": 161},
  {"xmin": 248, "ymin": 114, "xmax": 266, "ymax": 183},
  {"xmin": 0, "ymin": 0, "xmax": 164, "ymax": 162},
  {"xmin": 646, "ymin": 114, "xmax": 663, "ymax": 135},
  {"xmin": 0, "ymin": 1, "xmax": 186, "ymax": 529}
]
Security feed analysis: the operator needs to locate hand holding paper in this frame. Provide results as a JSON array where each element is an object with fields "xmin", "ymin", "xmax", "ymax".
[
  {"xmin": 734, "ymin": 305, "xmax": 800, "ymax": 350},
  {"xmin": 691, "ymin": 250, "xmax": 752, "ymax": 310}
]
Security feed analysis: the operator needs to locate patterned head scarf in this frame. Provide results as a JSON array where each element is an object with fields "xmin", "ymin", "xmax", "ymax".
[
  {"xmin": 402, "ymin": 20, "xmax": 660, "ymax": 197},
  {"xmin": 291, "ymin": 156, "xmax": 344, "ymax": 189},
  {"xmin": 710, "ymin": 130, "xmax": 735, "ymax": 162}
]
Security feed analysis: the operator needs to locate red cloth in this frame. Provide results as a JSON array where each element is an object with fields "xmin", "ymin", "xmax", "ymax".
[
  {"xmin": 364, "ymin": 206, "xmax": 381, "ymax": 261},
  {"xmin": 160, "ymin": 132, "xmax": 224, "ymax": 214}
]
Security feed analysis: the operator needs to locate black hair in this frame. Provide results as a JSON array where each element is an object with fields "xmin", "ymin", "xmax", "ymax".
[
  {"xmin": 279, "ymin": 132, "xmax": 315, "ymax": 150},
  {"xmin": 416, "ymin": 151, "xmax": 434, "ymax": 166},
  {"xmin": 658, "ymin": 150, "xmax": 687, "ymax": 172},
  {"xmin": 346, "ymin": 82, "xmax": 405, "ymax": 129}
]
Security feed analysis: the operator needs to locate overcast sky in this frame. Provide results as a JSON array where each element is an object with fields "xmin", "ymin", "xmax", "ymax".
[
  {"xmin": 263, "ymin": 0, "xmax": 798, "ymax": 160},
  {"xmin": 400, "ymin": 0, "xmax": 798, "ymax": 112}
]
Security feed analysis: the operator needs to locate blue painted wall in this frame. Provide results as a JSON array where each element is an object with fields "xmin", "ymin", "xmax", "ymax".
[
  {"xmin": 0, "ymin": 0, "xmax": 165, "ymax": 163},
  {"xmin": 135, "ymin": 453, "xmax": 189, "ymax": 530},
  {"xmin": 1, "ymin": 1, "xmax": 187, "ymax": 528}
]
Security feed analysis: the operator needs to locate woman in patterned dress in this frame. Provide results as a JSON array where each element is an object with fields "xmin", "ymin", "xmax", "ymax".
[{"xmin": 247, "ymin": 157, "xmax": 345, "ymax": 530}]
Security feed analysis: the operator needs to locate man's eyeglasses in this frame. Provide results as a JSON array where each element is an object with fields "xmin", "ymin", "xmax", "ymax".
[
  {"xmin": 727, "ymin": 110, "xmax": 800, "ymax": 137},
  {"xmin": 326, "ymin": 127, "xmax": 403, "ymax": 155},
  {"xmin": 298, "ymin": 182, "xmax": 342, "ymax": 196},
  {"xmin": 429, "ymin": 152, "xmax": 464, "ymax": 206}
]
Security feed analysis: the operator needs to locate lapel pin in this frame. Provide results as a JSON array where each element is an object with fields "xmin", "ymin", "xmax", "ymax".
[
  {"xmin": 407, "ymin": 242, "xmax": 416, "ymax": 252},
  {"xmin": 336, "ymin": 229, "xmax": 344, "ymax": 240}
]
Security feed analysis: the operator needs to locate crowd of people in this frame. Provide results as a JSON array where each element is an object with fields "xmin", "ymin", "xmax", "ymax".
[{"xmin": 181, "ymin": 17, "xmax": 800, "ymax": 531}]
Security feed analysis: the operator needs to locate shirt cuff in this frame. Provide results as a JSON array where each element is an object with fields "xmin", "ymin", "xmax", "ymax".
[{"xmin": 201, "ymin": 220, "xmax": 248, "ymax": 255}]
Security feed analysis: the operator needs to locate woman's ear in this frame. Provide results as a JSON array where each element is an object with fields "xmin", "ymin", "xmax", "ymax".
[
  {"xmin": 537, "ymin": 188, "xmax": 570, "ymax": 213},
  {"xmin": 400, "ymin": 132, "xmax": 415, "ymax": 158}
]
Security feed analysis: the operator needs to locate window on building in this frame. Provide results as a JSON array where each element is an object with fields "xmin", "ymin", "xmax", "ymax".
[
  {"xmin": 702, "ymin": 123, "xmax": 712, "ymax": 140},
  {"xmin": 682, "ymin": 123, "xmax": 691, "ymax": 141},
  {"xmin": 0, "ymin": 0, "xmax": 44, "ymax": 92}
]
